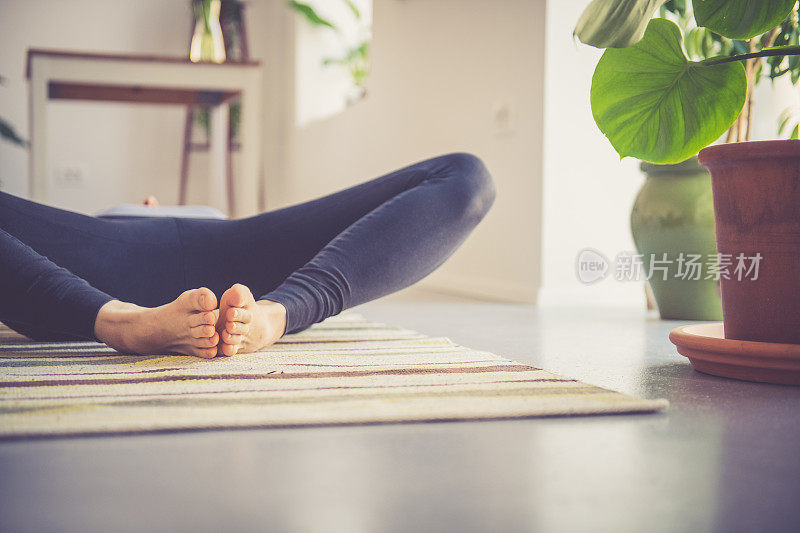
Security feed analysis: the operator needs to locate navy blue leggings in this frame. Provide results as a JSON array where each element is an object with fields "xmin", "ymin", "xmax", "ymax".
[{"xmin": 0, "ymin": 153, "xmax": 494, "ymax": 341}]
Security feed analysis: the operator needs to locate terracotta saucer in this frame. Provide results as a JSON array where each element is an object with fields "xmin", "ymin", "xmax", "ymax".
[{"xmin": 669, "ymin": 323, "xmax": 800, "ymax": 386}]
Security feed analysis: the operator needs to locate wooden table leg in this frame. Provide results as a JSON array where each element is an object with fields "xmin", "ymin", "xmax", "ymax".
[
  {"xmin": 226, "ymin": 111, "xmax": 234, "ymax": 216},
  {"xmin": 178, "ymin": 108, "xmax": 193, "ymax": 205}
]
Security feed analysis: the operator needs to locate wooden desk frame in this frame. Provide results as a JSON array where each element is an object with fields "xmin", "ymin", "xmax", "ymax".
[{"xmin": 27, "ymin": 49, "xmax": 264, "ymax": 217}]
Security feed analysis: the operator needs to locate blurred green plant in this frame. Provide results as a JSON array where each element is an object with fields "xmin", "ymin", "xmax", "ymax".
[
  {"xmin": 288, "ymin": 0, "xmax": 336, "ymax": 29},
  {"xmin": 288, "ymin": 0, "xmax": 371, "ymax": 93},
  {"xmin": 779, "ymin": 104, "xmax": 800, "ymax": 138},
  {"xmin": 575, "ymin": 0, "xmax": 800, "ymax": 164},
  {"xmin": 0, "ymin": 75, "xmax": 26, "ymax": 147},
  {"xmin": 322, "ymin": 41, "xmax": 370, "ymax": 89}
]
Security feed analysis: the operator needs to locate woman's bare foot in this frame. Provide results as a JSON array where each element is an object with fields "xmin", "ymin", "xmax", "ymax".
[
  {"xmin": 216, "ymin": 284, "xmax": 287, "ymax": 356},
  {"xmin": 142, "ymin": 195, "xmax": 159, "ymax": 206},
  {"xmin": 94, "ymin": 287, "xmax": 220, "ymax": 358}
]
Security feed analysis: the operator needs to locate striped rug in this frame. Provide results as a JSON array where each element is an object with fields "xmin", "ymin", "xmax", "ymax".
[{"xmin": 0, "ymin": 314, "xmax": 667, "ymax": 438}]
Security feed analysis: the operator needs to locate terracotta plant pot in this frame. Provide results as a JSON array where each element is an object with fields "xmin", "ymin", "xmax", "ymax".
[{"xmin": 699, "ymin": 140, "xmax": 800, "ymax": 344}]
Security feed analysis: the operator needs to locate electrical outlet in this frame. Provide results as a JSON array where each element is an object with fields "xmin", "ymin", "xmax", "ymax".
[
  {"xmin": 55, "ymin": 163, "xmax": 87, "ymax": 188},
  {"xmin": 493, "ymin": 101, "xmax": 518, "ymax": 137}
]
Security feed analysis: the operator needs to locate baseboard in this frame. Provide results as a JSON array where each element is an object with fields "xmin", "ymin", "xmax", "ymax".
[
  {"xmin": 417, "ymin": 273, "xmax": 538, "ymax": 304},
  {"xmin": 537, "ymin": 284, "xmax": 646, "ymax": 308},
  {"xmin": 413, "ymin": 276, "xmax": 645, "ymax": 308}
]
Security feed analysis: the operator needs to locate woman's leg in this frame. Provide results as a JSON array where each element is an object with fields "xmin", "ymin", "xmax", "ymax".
[
  {"xmin": 0, "ymin": 151, "xmax": 493, "ymax": 354},
  {"xmin": 265, "ymin": 152, "xmax": 495, "ymax": 331},
  {"xmin": 0, "ymin": 227, "xmax": 220, "ymax": 356},
  {"xmin": 178, "ymin": 152, "xmax": 495, "ymax": 353},
  {"xmin": 0, "ymin": 190, "xmax": 189, "ymax": 309},
  {"xmin": 0, "ymin": 192, "xmax": 224, "ymax": 355},
  {"xmin": 0, "ymin": 227, "xmax": 114, "ymax": 340}
]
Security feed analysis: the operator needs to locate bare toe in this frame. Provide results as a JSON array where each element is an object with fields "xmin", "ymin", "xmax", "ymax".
[
  {"xmin": 194, "ymin": 346, "xmax": 218, "ymax": 359},
  {"xmin": 217, "ymin": 283, "xmax": 255, "ymax": 334},
  {"xmin": 179, "ymin": 287, "xmax": 217, "ymax": 313},
  {"xmin": 225, "ymin": 322, "xmax": 250, "ymax": 335},
  {"xmin": 220, "ymin": 343, "xmax": 238, "ymax": 357},
  {"xmin": 189, "ymin": 310, "xmax": 218, "ymax": 328},
  {"xmin": 195, "ymin": 332, "xmax": 219, "ymax": 348},
  {"xmin": 220, "ymin": 330, "xmax": 243, "ymax": 344},
  {"xmin": 190, "ymin": 324, "xmax": 216, "ymax": 338},
  {"xmin": 194, "ymin": 287, "xmax": 218, "ymax": 312},
  {"xmin": 226, "ymin": 307, "xmax": 252, "ymax": 323},
  {"xmin": 223, "ymin": 284, "xmax": 251, "ymax": 307}
]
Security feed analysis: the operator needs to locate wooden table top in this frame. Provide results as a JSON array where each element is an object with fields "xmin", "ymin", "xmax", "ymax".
[
  {"xmin": 27, "ymin": 48, "xmax": 261, "ymax": 105},
  {"xmin": 26, "ymin": 48, "xmax": 261, "ymax": 79}
]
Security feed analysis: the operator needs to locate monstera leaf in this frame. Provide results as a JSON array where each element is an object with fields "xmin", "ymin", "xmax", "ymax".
[
  {"xmin": 591, "ymin": 18, "xmax": 746, "ymax": 163},
  {"xmin": 575, "ymin": 0, "xmax": 666, "ymax": 48},
  {"xmin": 693, "ymin": 0, "xmax": 796, "ymax": 40}
]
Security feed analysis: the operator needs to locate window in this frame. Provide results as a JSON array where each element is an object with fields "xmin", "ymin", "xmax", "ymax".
[{"xmin": 292, "ymin": 0, "xmax": 372, "ymax": 126}]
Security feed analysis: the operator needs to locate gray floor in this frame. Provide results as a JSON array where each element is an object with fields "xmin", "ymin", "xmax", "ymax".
[{"xmin": 1, "ymin": 301, "xmax": 799, "ymax": 533}]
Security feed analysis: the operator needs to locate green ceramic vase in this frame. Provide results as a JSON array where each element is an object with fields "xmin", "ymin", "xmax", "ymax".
[{"xmin": 631, "ymin": 157, "xmax": 723, "ymax": 321}]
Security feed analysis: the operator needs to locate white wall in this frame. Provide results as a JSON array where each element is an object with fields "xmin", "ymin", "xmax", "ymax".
[
  {"xmin": 750, "ymin": 76, "xmax": 800, "ymax": 142},
  {"xmin": 541, "ymin": 0, "xmax": 646, "ymax": 308},
  {"xmin": 0, "ymin": 0, "xmax": 214, "ymax": 213},
  {"xmin": 273, "ymin": 0, "xmax": 547, "ymax": 303}
]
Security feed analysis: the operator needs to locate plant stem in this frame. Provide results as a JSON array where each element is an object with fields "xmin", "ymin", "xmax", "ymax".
[
  {"xmin": 718, "ymin": 30, "xmax": 782, "ymax": 143},
  {"xmin": 725, "ymin": 122, "xmax": 737, "ymax": 143},
  {"xmin": 746, "ymin": 28, "xmax": 781, "ymax": 142},
  {"xmin": 740, "ymin": 39, "xmax": 757, "ymax": 142},
  {"xmin": 702, "ymin": 46, "xmax": 800, "ymax": 66}
]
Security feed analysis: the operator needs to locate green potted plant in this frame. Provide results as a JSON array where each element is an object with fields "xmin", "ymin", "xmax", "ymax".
[
  {"xmin": 632, "ymin": 156, "xmax": 720, "ymax": 320},
  {"xmin": 630, "ymin": 2, "xmax": 724, "ymax": 322},
  {"xmin": 575, "ymin": 0, "xmax": 800, "ymax": 345},
  {"xmin": 578, "ymin": 0, "xmax": 800, "ymax": 322}
]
